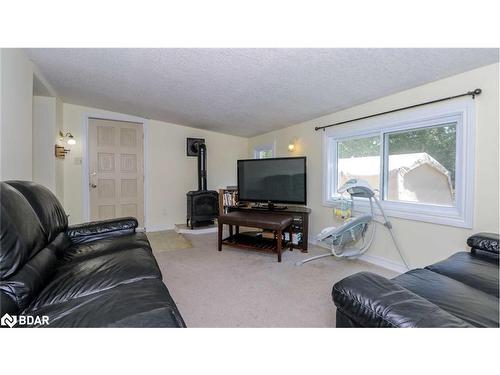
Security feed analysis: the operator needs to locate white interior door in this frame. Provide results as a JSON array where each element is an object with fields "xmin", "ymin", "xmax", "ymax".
[{"xmin": 88, "ymin": 118, "xmax": 144, "ymax": 227}]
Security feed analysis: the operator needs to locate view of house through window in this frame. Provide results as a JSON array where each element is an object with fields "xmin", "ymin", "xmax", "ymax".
[
  {"xmin": 257, "ymin": 149, "xmax": 274, "ymax": 158},
  {"xmin": 334, "ymin": 123, "xmax": 458, "ymax": 207},
  {"xmin": 386, "ymin": 123, "xmax": 456, "ymax": 206}
]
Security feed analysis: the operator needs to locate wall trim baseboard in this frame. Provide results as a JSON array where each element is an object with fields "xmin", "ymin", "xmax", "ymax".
[
  {"xmin": 147, "ymin": 223, "xmax": 219, "ymax": 234},
  {"xmin": 174, "ymin": 223, "xmax": 218, "ymax": 235},
  {"xmin": 308, "ymin": 237, "xmax": 407, "ymax": 274},
  {"xmin": 146, "ymin": 224, "xmax": 175, "ymax": 232},
  {"xmin": 357, "ymin": 253, "xmax": 408, "ymax": 274}
]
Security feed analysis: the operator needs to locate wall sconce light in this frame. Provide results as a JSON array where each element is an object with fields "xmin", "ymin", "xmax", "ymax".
[
  {"xmin": 59, "ymin": 130, "xmax": 76, "ymax": 145},
  {"xmin": 54, "ymin": 145, "xmax": 70, "ymax": 159},
  {"xmin": 55, "ymin": 130, "xmax": 75, "ymax": 159},
  {"xmin": 288, "ymin": 137, "xmax": 298, "ymax": 152}
]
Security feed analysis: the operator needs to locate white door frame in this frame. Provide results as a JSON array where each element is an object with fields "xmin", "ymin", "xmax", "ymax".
[{"xmin": 82, "ymin": 113, "xmax": 149, "ymax": 230}]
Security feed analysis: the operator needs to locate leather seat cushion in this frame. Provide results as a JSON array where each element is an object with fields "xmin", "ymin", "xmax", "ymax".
[
  {"xmin": 23, "ymin": 279, "xmax": 185, "ymax": 327},
  {"xmin": 219, "ymin": 211, "xmax": 293, "ymax": 230},
  {"xmin": 61, "ymin": 232, "xmax": 151, "ymax": 263},
  {"xmin": 27, "ymin": 247, "xmax": 162, "ymax": 311},
  {"xmin": 0, "ymin": 247, "xmax": 58, "ymax": 312},
  {"xmin": 393, "ymin": 269, "xmax": 499, "ymax": 327},
  {"xmin": 426, "ymin": 252, "xmax": 499, "ymax": 298}
]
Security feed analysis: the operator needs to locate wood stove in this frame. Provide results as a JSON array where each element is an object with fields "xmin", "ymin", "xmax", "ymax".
[{"xmin": 186, "ymin": 140, "xmax": 219, "ymax": 229}]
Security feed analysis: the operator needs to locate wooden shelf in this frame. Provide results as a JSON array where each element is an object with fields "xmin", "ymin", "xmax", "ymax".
[
  {"xmin": 219, "ymin": 188, "xmax": 239, "ymax": 215},
  {"xmin": 222, "ymin": 232, "xmax": 291, "ymax": 254}
]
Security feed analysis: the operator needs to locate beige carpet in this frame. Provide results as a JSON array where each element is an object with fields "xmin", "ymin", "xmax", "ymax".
[
  {"xmin": 150, "ymin": 231, "xmax": 398, "ymax": 327},
  {"xmin": 146, "ymin": 230, "xmax": 192, "ymax": 251}
]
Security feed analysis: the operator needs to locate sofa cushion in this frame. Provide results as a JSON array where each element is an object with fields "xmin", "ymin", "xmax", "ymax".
[
  {"xmin": 0, "ymin": 247, "xmax": 58, "ymax": 312},
  {"xmin": 0, "ymin": 182, "xmax": 46, "ymax": 280},
  {"xmin": 6, "ymin": 181, "xmax": 68, "ymax": 243},
  {"xmin": 426, "ymin": 252, "xmax": 499, "ymax": 298},
  {"xmin": 393, "ymin": 269, "xmax": 499, "ymax": 328},
  {"xmin": 23, "ymin": 279, "xmax": 186, "ymax": 327},
  {"xmin": 60, "ymin": 232, "xmax": 151, "ymax": 263},
  {"xmin": 333, "ymin": 271, "xmax": 472, "ymax": 327},
  {"xmin": 0, "ymin": 290, "xmax": 20, "ymax": 315},
  {"xmin": 27, "ymin": 247, "xmax": 162, "ymax": 311}
]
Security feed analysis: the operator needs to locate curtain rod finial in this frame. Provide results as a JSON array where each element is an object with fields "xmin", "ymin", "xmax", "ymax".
[{"xmin": 471, "ymin": 88, "xmax": 482, "ymax": 98}]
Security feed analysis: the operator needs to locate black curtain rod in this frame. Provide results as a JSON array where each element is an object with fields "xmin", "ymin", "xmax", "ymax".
[{"xmin": 314, "ymin": 88, "xmax": 482, "ymax": 131}]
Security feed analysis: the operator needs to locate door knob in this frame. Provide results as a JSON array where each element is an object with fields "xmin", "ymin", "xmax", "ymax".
[{"xmin": 90, "ymin": 171, "xmax": 97, "ymax": 188}]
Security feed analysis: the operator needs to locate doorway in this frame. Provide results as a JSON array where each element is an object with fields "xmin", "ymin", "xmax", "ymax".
[{"xmin": 87, "ymin": 118, "xmax": 145, "ymax": 227}]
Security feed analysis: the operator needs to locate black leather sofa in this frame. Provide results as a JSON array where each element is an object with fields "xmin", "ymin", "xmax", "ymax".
[
  {"xmin": 333, "ymin": 233, "xmax": 499, "ymax": 328},
  {"xmin": 0, "ymin": 181, "xmax": 186, "ymax": 327}
]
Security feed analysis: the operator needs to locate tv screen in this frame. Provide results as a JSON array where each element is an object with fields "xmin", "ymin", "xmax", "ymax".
[{"xmin": 237, "ymin": 157, "xmax": 307, "ymax": 204}]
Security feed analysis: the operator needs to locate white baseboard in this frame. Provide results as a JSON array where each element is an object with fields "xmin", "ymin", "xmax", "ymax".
[
  {"xmin": 174, "ymin": 223, "xmax": 218, "ymax": 235},
  {"xmin": 308, "ymin": 237, "xmax": 407, "ymax": 274},
  {"xmin": 357, "ymin": 253, "xmax": 408, "ymax": 274},
  {"xmin": 146, "ymin": 224, "xmax": 175, "ymax": 232}
]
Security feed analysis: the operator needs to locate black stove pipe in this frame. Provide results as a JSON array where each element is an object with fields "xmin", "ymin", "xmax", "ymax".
[{"xmin": 196, "ymin": 142, "xmax": 207, "ymax": 191}]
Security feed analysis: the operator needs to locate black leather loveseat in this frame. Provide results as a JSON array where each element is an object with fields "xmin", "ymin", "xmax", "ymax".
[
  {"xmin": 332, "ymin": 233, "xmax": 499, "ymax": 328},
  {"xmin": 0, "ymin": 181, "xmax": 185, "ymax": 327}
]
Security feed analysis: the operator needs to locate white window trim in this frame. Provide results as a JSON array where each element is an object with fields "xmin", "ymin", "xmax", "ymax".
[
  {"xmin": 322, "ymin": 97, "xmax": 475, "ymax": 228},
  {"xmin": 254, "ymin": 142, "xmax": 276, "ymax": 159}
]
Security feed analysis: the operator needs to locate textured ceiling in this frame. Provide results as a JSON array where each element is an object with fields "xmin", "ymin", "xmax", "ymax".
[{"xmin": 26, "ymin": 48, "xmax": 498, "ymax": 137}]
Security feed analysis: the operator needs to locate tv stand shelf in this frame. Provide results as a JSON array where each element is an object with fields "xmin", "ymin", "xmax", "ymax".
[
  {"xmin": 222, "ymin": 232, "xmax": 290, "ymax": 253},
  {"xmin": 228, "ymin": 205, "xmax": 311, "ymax": 252}
]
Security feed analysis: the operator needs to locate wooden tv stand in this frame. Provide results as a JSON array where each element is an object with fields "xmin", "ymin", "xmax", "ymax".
[{"xmin": 228, "ymin": 205, "xmax": 311, "ymax": 252}]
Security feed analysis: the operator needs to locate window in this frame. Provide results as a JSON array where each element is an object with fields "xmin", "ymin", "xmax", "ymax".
[
  {"xmin": 337, "ymin": 135, "xmax": 381, "ymax": 197},
  {"xmin": 254, "ymin": 143, "xmax": 275, "ymax": 159},
  {"xmin": 323, "ymin": 99, "xmax": 475, "ymax": 228},
  {"xmin": 385, "ymin": 123, "xmax": 456, "ymax": 206}
]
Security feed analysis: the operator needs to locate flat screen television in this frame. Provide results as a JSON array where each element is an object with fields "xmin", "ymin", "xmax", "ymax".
[{"xmin": 237, "ymin": 157, "xmax": 307, "ymax": 205}]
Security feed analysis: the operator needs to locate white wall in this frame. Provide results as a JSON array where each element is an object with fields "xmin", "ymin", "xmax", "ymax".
[
  {"xmin": 62, "ymin": 103, "xmax": 248, "ymax": 228},
  {"xmin": 55, "ymin": 97, "xmax": 64, "ymax": 201},
  {"xmin": 147, "ymin": 119, "xmax": 248, "ymax": 230},
  {"xmin": 0, "ymin": 49, "xmax": 34, "ymax": 180},
  {"xmin": 32, "ymin": 96, "xmax": 56, "ymax": 191},
  {"xmin": 248, "ymin": 63, "xmax": 499, "ymax": 269},
  {"xmin": 32, "ymin": 95, "xmax": 65, "ymax": 200}
]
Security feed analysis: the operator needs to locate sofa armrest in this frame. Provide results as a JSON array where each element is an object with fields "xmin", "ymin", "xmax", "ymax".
[
  {"xmin": 332, "ymin": 272, "xmax": 473, "ymax": 328},
  {"xmin": 467, "ymin": 233, "xmax": 499, "ymax": 255},
  {"xmin": 66, "ymin": 217, "xmax": 138, "ymax": 245}
]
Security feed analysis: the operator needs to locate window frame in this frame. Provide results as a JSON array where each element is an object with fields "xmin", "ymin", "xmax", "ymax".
[{"xmin": 322, "ymin": 98, "xmax": 475, "ymax": 228}]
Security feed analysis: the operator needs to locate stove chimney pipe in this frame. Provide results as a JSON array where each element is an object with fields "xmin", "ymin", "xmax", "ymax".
[{"xmin": 196, "ymin": 142, "xmax": 207, "ymax": 191}]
